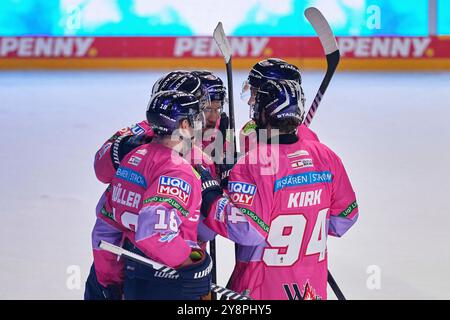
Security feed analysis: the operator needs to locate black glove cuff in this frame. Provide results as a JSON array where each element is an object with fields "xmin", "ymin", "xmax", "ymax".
[
  {"xmin": 201, "ymin": 179, "xmax": 220, "ymax": 191},
  {"xmin": 200, "ymin": 187, "xmax": 223, "ymax": 217},
  {"xmin": 111, "ymin": 134, "xmax": 131, "ymax": 169}
]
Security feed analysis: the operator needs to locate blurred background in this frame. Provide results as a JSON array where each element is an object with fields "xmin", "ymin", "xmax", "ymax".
[
  {"xmin": 1, "ymin": 0, "xmax": 449, "ymax": 36},
  {"xmin": 0, "ymin": 0, "xmax": 449, "ymax": 300}
]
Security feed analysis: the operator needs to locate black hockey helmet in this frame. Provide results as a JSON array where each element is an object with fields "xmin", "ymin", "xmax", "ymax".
[
  {"xmin": 156, "ymin": 73, "xmax": 210, "ymax": 110},
  {"xmin": 191, "ymin": 70, "xmax": 227, "ymax": 104},
  {"xmin": 146, "ymin": 90, "xmax": 201, "ymax": 136},
  {"xmin": 151, "ymin": 70, "xmax": 189, "ymax": 96},
  {"xmin": 242, "ymin": 58, "xmax": 302, "ymax": 101},
  {"xmin": 253, "ymin": 79, "xmax": 305, "ymax": 128}
]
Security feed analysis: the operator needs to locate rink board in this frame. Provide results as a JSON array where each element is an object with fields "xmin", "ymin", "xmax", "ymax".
[{"xmin": 0, "ymin": 36, "xmax": 449, "ymax": 71}]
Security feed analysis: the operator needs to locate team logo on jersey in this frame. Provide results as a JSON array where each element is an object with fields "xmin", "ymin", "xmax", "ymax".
[
  {"xmin": 131, "ymin": 124, "xmax": 145, "ymax": 135},
  {"xmin": 128, "ymin": 155, "xmax": 142, "ymax": 166},
  {"xmin": 287, "ymin": 189, "xmax": 322, "ymax": 208},
  {"xmin": 97, "ymin": 142, "xmax": 112, "ymax": 160},
  {"xmin": 158, "ymin": 176, "xmax": 192, "ymax": 204},
  {"xmin": 291, "ymin": 158, "xmax": 313, "ymax": 169},
  {"xmin": 228, "ymin": 182, "xmax": 257, "ymax": 206},
  {"xmin": 283, "ymin": 281, "xmax": 322, "ymax": 300}
]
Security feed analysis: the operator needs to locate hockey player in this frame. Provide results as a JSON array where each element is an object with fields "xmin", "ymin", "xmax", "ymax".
[
  {"xmin": 85, "ymin": 71, "xmax": 223, "ymax": 299},
  {"xmin": 197, "ymin": 79, "xmax": 359, "ymax": 300},
  {"xmin": 92, "ymin": 90, "xmax": 212, "ymax": 300},
  {"xmin": 93, "ymin": 71, "xmax": 211, "ymax": 184},
  {"xmin": 191, "ymin": 70, "xmax": 229, "ymax": 164},
  {"xmin": 191, "ymin": 70, "xmax": 227, "ymax": 131},
  {"xmin": 240, "ymin": 58, "xmax": 319, "ymax": 154}
]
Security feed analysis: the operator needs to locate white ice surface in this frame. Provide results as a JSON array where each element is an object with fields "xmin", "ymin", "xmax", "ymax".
[{"xmin": 0, "ymin": 70, "xmax": 449, "ymax": 299}]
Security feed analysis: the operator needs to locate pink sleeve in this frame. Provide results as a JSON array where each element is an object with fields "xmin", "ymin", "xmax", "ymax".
[
  {"xmin": 94, "ymin": 121, "xmax": 153, "ymax": 184},
  {"xmin": 133, "ymin": 170, "xmax": 201, "ymax": 268},
  {"xmin": 91, "ymin": 192, "xmax": 125, "ymax": 286},
  {"xmin": 92, "ymin": 217, "xmax": 125, "ymax": 287},
  {"xmin": 328, "ymin": 153, "xmax": 359, "ymax": 237},
  {"xmin": 93, "ymin": 139, "xmax": 116, "ymax": 184},
  {"xmin": 204, "ymin": 160, "xmax": 267, "ymax": 246}
]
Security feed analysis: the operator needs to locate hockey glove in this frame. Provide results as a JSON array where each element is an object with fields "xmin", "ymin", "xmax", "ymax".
[
  {"xmin": 218, "ymin": 162, "xmax": 233, "ymax": 190},
  {"xmin": 218, "ymin": 152, "xmax": 240, "ymax": 189},
  {"xmin": 178, "ymin": 250, "xmax": 212, "ymax": 299},
  {"xmin": 111, "ymin": 134, "xmax": 153, "ymax": 169},
  {"xmin": 195, "ymin": 165, "xmax": 223, "ymax": 217}
]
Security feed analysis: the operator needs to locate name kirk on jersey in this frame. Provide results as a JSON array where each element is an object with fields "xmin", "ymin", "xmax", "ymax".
[{"xmin": 287, "ymin": 189, "xmax": 322, "ymax": 208}]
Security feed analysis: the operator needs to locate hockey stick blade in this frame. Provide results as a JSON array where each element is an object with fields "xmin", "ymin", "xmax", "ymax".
[
  {"xmin": 305, "ymin": 7, "xmax": 338, "ymax": 55},
  {"xmin": 213, "ymin": 22, "xmax": 236, "ymax": 131},
  {"xmin": 99, "ymin": 240, "xmax": 251, "ymax": 300},
  {"xmin": 303, "ymin": 7, "xmax": 340, "ymax": 127},
  {"xmin": 99, "ymin": 240, "xmax": 177, "ymax": 275},
  {"xmin": 213, "ymin": 22, "xmax": 232, "ymax": 64}
]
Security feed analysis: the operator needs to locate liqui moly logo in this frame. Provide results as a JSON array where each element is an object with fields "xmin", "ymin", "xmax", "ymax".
[
  {"xmin": 228, "ymin": 182, "xmax": 257, "ymax": 206},
  {"xmin": 0, "ymin": 37, "xmax": 95, "ymax": 58},
  {"xmin": 158, "ymin": 176, "xmax": 191, "ymax": 204},
  {"xmin": 174, "ymin": 37, "xmax": 269, "ymax": 57},
  {"xmin": 338, "ymin": 37, "xmax": 432, "ymax": 58}
]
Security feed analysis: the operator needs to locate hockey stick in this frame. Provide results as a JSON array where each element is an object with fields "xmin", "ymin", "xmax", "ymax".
[
  {"xmin": 327, "ymin": 270, "xmax": 346, "ymax": 300},
  {"xmin": 303, "ymin": 7, "xmax": 340, "ymax": 127},
  {"xmin": 213, "ymin": 22, "xmax": 235, "ymax": 133},
  {"xmin": 99, "ymin": 240, "xmax": 251, "ymax": 300},
  {"xmin": 213, "ymin": 22, "xmax": 239, "ymax": 300},
  {"xmin": 304, "ymin": 8, "xmax": 345, "ymax": 300}
]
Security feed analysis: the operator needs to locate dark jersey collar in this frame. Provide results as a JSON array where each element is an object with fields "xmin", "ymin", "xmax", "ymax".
[{"xmin": 267, "ymin": 133, "xmax": 298, "ymax": 145}]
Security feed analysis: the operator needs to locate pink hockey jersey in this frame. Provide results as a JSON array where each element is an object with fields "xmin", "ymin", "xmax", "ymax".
[
  {"xmin": 94, "ymin": 120, "xmax": 154, "ymax": 184},
  {"xmin": 94, "ymin": 120, "xmax": 218, "ymax": 184},
  {"xmin": 92, "ymin": 142, "xmax": 203, "ymax": 287},
  {"xmin": 239, "ymin": 119, "xmax": 319, "ymax": 153},
  {"xmin": 204, "ymin": 136, "xmax": 358, "ymax": 300},
  {"xmin": 93, "ymin": 120, "xmax": 217, "ymax": 244}
]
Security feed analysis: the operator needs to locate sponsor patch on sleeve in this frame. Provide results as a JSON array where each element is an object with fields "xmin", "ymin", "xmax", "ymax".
[
  {"xmin": 338, "ymin": 201, "xmax": 358, "ymax": 218},
  {"xmin": 97, "ymin": 142, "xmax": 112, "ymax": 160},
  {"xmin": 215, "ymin": 197, "xmax": 229, "ymax": 222},
  {"xmin": 159, "ymin": 232, "xmax": 179, "ymax": 243},
  {"xmin": 118, "ymin": 127, "xmax": 132, "ymax": 136},
  {"xmin": 228, "ymin": 181, "xmax": 257, "ymax": 206},
  {"xmin": 131, "ymin": 123, "xmax": 145, "ymax": 135},
  {"xmin": 157, "ymin": 176, "xmax": 192, "ymax": 205}
]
